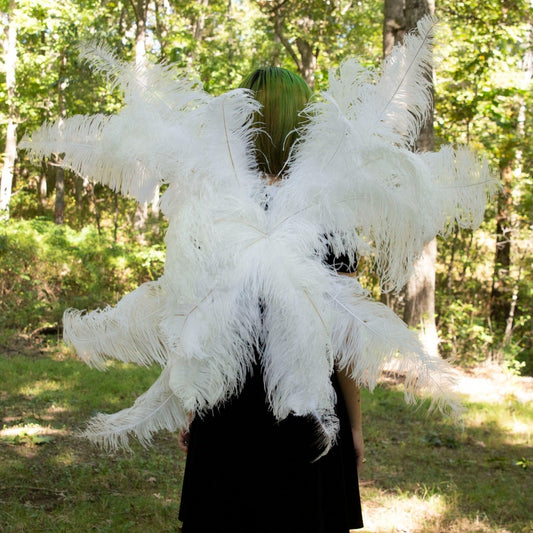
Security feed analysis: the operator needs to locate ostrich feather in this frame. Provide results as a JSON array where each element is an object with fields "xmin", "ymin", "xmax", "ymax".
[
  {"xmin": 82, "ymin": 364, "xmax": 187, "ymax": 450},
  {"xmin": 329, "ymin": 276, "xmax": 462, "ymax": 415},
  {"xmin": 280, "ymin": 15, "xmax": 496, "ymax": 292},
  {"xmin": 63, "ymin": 281, "xmax": 168, "ymax": 369},
  {"xmin": 19, "ymin": 18, "xmax": 495, "ymax": 450},
  {"xmin": 19, "ymin": 43, "xmax": 259, "ymax": 204},
  {"xmin": 373, "ymin": 14, "xmax": 437, "ymax": 146},
  {"xmin": 77, "ymin": 41, "xmax": 207, "ymax": 114}
]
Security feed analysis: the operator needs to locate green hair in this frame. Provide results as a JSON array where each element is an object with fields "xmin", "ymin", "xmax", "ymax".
[{"xmin": 240, "ymin": 67, "xmax": 313, "ymax": 177}]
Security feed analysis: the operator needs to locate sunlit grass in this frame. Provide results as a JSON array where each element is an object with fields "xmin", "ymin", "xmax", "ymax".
[
  {"xmin": 358, "ymin": 380, "xmax": 533, "ymax": 533},
  {"xmin": 361, "ymin": 487, "xmax": 449, "ymax": 532}
]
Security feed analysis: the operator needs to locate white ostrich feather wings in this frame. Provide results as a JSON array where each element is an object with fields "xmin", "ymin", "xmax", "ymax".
[{"xmin": 20, "ymin": 16, "xmax": 496, "ymax": 451}]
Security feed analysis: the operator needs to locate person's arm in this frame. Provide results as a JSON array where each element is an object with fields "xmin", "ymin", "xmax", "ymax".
[
  {"xmin": 178, "ymin": 427, "xmax": 190, "ymax": 453},
  {"xmin": 336, "ymin": 367, "xmax": 364, "ymax": 471},
  {"xmin": 178, "ymin": 413, "xmax": 194, "ymax": 453}
]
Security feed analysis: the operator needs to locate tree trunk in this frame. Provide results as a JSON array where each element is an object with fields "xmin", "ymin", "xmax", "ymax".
[
  {"xmin": 0, "ymin": 0, "xmax": 18, "ymax": 219},
  {"xmin": 383, "ymin": 0, "xmax": 438, "ymax": 355},
  {"xmin": 193, "ymin": 0, "xmax": 209, "ymax": 41},
  {"xmin": 54, "ymin": 167, "xmax": 65, "ymax": 224},
  {"xmin": 295, "ymin": 36, "xmax": 317, "ymax": 88},
  {"xmin": 131, "ymin": 0, "xmax": 151, "ymax": 235},
  {"xmin": 54, "ymin": 49, "xmax": 68, "ymax": 225},
  {"xmin": 39, "ymin": 168, "xmax": 48, "ymax": 209},
  {"xmin": 131, "ymin": 0, "xmax": 149, "ymax": 67},
  {"xmin": 383, "ymin": 0, "xmax": 406, "ymax": 56},
  {"xmin": 490, "ymin": 28, "xmax": 532, "ymax": 359},
  {"xmin": 266, "ymin": 2, "xmax": 318, "ymax": 88},
  {"xmin": 184, "ymin": 0, "xmax": 209, "ymax": 68},
  {"xmin": 490, "ymin": 165, "xmax": 513, "ymax": 330}
]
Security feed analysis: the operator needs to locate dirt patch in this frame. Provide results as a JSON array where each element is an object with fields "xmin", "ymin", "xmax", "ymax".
[
  {"xmin": 0, "ymin": 485, "xmax": 67, "ymax": 511},
  {"xmin": 452, "ymin": 361, "xmax": 533, "ymax": 404}
]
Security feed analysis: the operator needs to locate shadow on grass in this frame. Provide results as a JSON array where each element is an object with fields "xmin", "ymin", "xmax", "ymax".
[
  {"xmin": 0, "ymin": 431, "xmax": 186, "ymax": 532},
  {"xmin": 359, "ymin": 385, "xmax": 533, "ymax": 532}
]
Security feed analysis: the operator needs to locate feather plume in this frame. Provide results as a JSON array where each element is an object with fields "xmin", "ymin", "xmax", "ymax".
[
  {"xmin": 281, "ymin": 15, "xmax": 495, "ymax": 292},
  {"xmin": 63, "ymin": 281, "xmax": 168, "ymax": 369},
  {"xmin": 77, "ymin": 41, "xmax": 206, "ymax": 113},
  {"xmin": 19, "ymin": 43, "xmax": 259, "ymax": 204},
  {"xmin": 82, "ymin": 364, "xmax": 187, "ymax": 450},
  {"xmin": 329, "ymin": 276, "xmax": 462, "ymax": 415},
  {"xmin": 374, "ymin": 14, "xmax": 437, "ymax": 146}
]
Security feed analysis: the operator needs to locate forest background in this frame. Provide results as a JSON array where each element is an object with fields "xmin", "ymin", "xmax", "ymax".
[{"xmin": 1, "ymin": 0, "xmax": 532, "ymax": 375}]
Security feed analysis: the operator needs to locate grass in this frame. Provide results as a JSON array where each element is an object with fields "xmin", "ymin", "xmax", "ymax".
[
  {"xmin": 359, "ymin": 385, "xmax": 532, "ymax": 533},
  {"xmin": 1, "ymin": 336, "xmax": 532, "ymax": 533},
  {"xmin": 0, "ymin": 338, "xmax": 183, "ymax": 533}
]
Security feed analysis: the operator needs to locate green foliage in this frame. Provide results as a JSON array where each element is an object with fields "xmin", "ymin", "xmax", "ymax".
[
  {"xmin": 0, "ymin": 218, "xmax": 165, "ymax": 332},
  {"xmin": 432, "ymin": 1, "xmax": 533, "ymax": 374}
]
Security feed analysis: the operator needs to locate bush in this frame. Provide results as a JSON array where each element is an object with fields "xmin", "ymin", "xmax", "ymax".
[{"xmin": 0, "ymin": 218, "xmax": 165, "ymax": 332}]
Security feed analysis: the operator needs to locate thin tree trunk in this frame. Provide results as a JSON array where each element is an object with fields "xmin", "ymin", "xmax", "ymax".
[
  {"xmin": 503, "ymin": 255, "xmax": 524, "ymax": 346},
  {"xmin": 54, "ymin": 49, "xmax": 68, "ymax": 225},
  {"xmin": 383, "ymin": 0, "xmax": 438, "ymax": 355},
  {"xmin": 39, "ymin": 170, "xmax": 48, "ymax": 208},
  {"xmin": 492, "ymin": 37, "xmax": 532, "ymax": 358},
  {"xmin": 490, "ymin": 165, "xmax": 513, "ymax": 332},
  {"xmin": 193, "ymin": 0, "xmax": 209, "ymax": 41},
  {"xmin": 0, "ymin": 0, "xmax": 18, "ymax": 219},
  {"xmin": 131, "ymin": 0, "xmax": 148, "ymax": 67},
  {"xmin": 114, "ymin": 192, "xmax": 119, "ymax": 242},
  {"xmin": 383, "ymin": 0, "xmax": 406, "ymax": 56},
  {"xmin": 227, "ymin": 0, "xmax": 235, "ymax": 82},
  {"xmin": 295, "ymin": 36, "xmax": 317, "ymax": 88},
  {"xmin": 54, "ymin": 167, "xmax": 65, "ymax": 224},
  {"xmin": 265, "ymin": 2, "xmax": 318, "ymax": 88},
  {"xmin": 185, "ymin": 0, "xmax": 209, "ymax": 68},
  {"xmin": 131, "ymin": 0, "xmax": 151, "ymax": 235}
]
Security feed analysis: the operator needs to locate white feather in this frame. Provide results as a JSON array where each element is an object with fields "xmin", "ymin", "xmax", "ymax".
[
  {"xmin": 82, "ymin": 364, "xmax": 187, "ymax": 450},
  {"xmin": 63, "ymin": 281, "xmax": 168, "ymax": 369},
  {"xmin": 329, "ymin": 276, "xmax": 462, "ymax": 415},
  {"xmin": 280, "ymin": 15, "xmax": 497, "ymax": 291},
  {"xmin": 19, "ymin": 43, "xmax": 259, "ymax": 204}
]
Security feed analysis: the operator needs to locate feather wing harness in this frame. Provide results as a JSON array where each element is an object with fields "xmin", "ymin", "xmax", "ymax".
[{"xmin": 20, "ymin": 16, "xmax": 497, "ymax": 453}]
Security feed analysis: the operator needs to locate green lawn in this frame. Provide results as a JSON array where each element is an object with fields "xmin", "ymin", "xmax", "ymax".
[{"xmin": 1, "ymin": 338, "xmax": 532, "ymax": 533}]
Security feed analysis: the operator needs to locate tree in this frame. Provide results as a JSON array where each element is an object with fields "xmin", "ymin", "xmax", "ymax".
[
  {"xmin": 434, "ymin": 0, "xmax": 533, "ymax": 369},
  {"xmin": 130, "ymin": 0, "xmax": 155, "ymax": 234},
  {"xmin": 0, "ymin": 0, "xmax": 18, "ymax": 219},
  {"xmin": 54, "ymin": 48, "xmax": 68, "ymax": 224},
  {"xmin": 383, "ymin": 0, "xmax": 438, "ymax": 356}
]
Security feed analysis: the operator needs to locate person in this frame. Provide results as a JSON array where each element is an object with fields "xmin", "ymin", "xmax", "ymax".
[{"xmin": 177, "ymin": 67, "xmax": 365, "ymax": 533}]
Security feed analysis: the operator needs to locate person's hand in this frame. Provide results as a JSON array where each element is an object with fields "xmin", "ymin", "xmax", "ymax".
[
  {"xmin": 351, "ymin": 427, "xmax": 364, "ymax": 472},
  {"xmin": 178, "ymin": 428, "xmax": 190, "ymax": 453}
]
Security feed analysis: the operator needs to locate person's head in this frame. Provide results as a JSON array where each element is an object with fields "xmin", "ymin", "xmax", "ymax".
[{"xmin": 240, "ymin": 67, "xmax": 312, "ymax": 178}]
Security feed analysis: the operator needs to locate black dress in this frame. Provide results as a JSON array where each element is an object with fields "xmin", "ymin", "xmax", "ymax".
[{"xmin": 179, "ymin": 252, "xmax": 364, "ymax": 533}]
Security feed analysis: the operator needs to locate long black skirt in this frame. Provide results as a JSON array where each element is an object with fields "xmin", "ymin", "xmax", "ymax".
[{"xmin": 178, "ymin": 364, "xmax": 364, "ymax": 533}]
